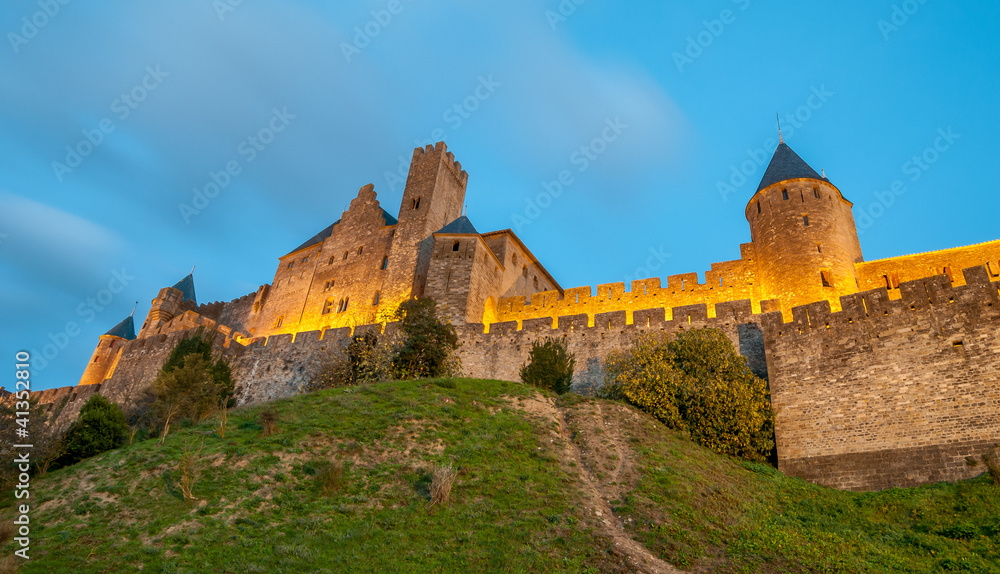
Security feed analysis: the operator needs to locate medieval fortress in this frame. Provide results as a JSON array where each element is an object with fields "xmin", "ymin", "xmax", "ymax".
[{"xmin": 28, "ymin": 140, "xmax": 1000, "ymax": 491}]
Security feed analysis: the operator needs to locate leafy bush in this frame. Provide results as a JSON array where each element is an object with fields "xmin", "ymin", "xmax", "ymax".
[
  {"xmin": 520, "ymin": 338, "xmax": 575, "ymax": 394},
  {"xmin": 309, "ymin": 331, "xmax": 395, "ymax": 391},
  {"xmin": 57, "ymin": 395, "xmax": 129, "ymax": 467},
  {"xmin": 391, "ymin": 298, "xmax": 461, "ymax": 379},
  {"xmin": 601, "ymin": 328, "xmax": 774, "ymax": 461}
]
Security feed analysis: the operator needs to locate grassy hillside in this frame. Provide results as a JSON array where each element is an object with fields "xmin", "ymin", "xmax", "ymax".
[{"xmin": 1, "ymin": 379, "xmax": 998, "ymax": 573}]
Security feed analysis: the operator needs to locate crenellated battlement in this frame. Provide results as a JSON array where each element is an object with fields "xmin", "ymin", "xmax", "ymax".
[
  {"xmin": 762, "ymin": 266, "xmax": 1000, "ymax": 339},
  {"xmin": 413, "ymin": 141, "xmax": 469, "ymax": 187}
]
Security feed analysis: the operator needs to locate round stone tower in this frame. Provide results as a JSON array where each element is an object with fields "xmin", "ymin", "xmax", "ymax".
[
  {"xmin": 138, "ymin": 273, "xmax": 198, "ymax": 337},
  {"xmin": 78, "ymin": 314, "xmax": 136, "ymax": 385},
  {"xmin": 746, "ymin": 141, "xmax": 863, "ymax": 316}
]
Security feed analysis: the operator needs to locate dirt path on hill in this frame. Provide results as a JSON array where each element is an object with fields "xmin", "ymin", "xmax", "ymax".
[{"xmin": 508, "ymin": 395, "xmax": 684, "ymax": 574}]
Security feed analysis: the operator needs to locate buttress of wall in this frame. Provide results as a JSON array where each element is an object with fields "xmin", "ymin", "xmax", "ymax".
[
  {"xmin": 856, "ymin": 238, "xmax": 1000, "ymax": 298},
  {"xmin": 425, "ymin": 235, "xmax": 504, "ymax": 324},
  {"xmin": 493, "ymin": 244, "xmax": 759, "ymax": 328},
  {"xmin": 764, "ymin": 266, "xmax": 1000, "ymax": 490},
  {"xmin": 249, "ymin": 185, "xmax": 396, "ymax": 338}
]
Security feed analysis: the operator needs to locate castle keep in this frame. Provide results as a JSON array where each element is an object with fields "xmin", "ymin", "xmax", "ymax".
[{"xmin": 34, "ymin": 140, "xmax": 1000, "ymax": 491}]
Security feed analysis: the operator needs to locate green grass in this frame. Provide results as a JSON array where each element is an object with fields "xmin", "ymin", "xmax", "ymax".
[
  {"xmin": 2, "ymin": 378, "xmax": 998, "ymax": 573},
  {"xmin": 577, "ymin": 402, "xmax": 1000, "ymax": 573}
]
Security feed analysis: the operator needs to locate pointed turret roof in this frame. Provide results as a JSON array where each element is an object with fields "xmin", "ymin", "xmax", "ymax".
[
  {"xmin": 756, "ymin": 142, "xmax": 827, "ymax": 192},
  {"xmin": 104, "ymin": 315, "xmax": 136, "ymax": 340},
  {"xmin": 435, "ymin": 215, "xmax": 479, "ymax": 235},
  {"xmin": 172, "ymin": 274, "xmax": 197, "ymax": 304}
]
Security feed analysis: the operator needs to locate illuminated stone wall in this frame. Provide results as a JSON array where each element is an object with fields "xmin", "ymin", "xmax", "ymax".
[
  {"xmin": 494, "ymin": 243, "xmax": 762, "ymax": 328},
  {"xmin": 856, "ymin": 239, "xmax": 1000, "ymax": 296},
  {"xmin": 765, "ymin": 266, "xmax": 1000, "ymax": 490}
]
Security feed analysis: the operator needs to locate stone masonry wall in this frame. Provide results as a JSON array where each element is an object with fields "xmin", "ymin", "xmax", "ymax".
[{"xmin": 764, "ymin": 266, "xmax": 1000, "ymax": 490}]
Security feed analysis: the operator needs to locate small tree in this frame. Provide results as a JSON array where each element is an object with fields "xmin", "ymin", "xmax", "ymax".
[
  {"xmin": 56, "ymin": 395, "xmax": 129, "ymax": 467},
  {"xmin": 392, "ymin": 298, "xmax": 461, "ymax": 379},
  {"xmin": 520, "ymin": 338, "xmax": 575, "ymax": 394},
  {"xmin": 147, "ymin": 333, "xmax": 234, "ymax": 441},
  {"xmin": 602, "ymin": 328, "xmax": 775, "ymax": 462}
]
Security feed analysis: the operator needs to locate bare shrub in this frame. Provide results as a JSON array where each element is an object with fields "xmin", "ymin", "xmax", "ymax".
[
  {"xmin": 217, "ymin": 400, "xmax": 229, "ymax": 439},
  {"xmin": 176, "ymin": 440, "xmax": 203, "ymax": 501},
  {"xmin": 259, "ymin": 409, "xmax": 278, "ymax": 437},
  {"xmin": 316, "ymin": 460, "xmax": 345, "ymax": 496},
  {"xmin": 0, "ymin": 556, "xmax": 18, "ymax": 574},
  {"xmin": 428, "ymin": 464, "xmax": 458, "ymax": 507},
  {"xmin": 0, "ymin": 520, "xmax": 13, "ymax": 544}
]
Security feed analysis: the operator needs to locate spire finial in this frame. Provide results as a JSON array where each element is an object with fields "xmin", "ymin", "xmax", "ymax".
[
  {"xmin": 822, "ymin": 169, "xmax": 826, "ymax": 178},
  {"xmin": 130, "ymin": 302, "xmax": 138, "ymax": 317},
  {"xmin": 776, "ymin": 113, "xmax": 783, "ymax": 143},
  {"xmin": 189, "ymin": 265, "xmax": 196, "ymax": 276}
]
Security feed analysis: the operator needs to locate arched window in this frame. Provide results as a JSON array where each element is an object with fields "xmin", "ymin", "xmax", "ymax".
[
  {"xmin": 373, "ymin": 291, "xmax": 381, "ymax": 305},
  {"xmin": 452, "ymin": 241, "xmax": 460, "ymax": 252},
  {"xmin": 328, "ymin": 255, "xmax": 336, "ymax": 265},
  {"xmin": 381, "ymin": 256, "xmax": 389, "ymax": 270},
  {"xmin": 343, "ymin": 251, "xmax": 349, "ymax": 260},
  {"xmin": 782, "ymin": 189, "xmax": 789, "ymax": 201},
  {"xmin": 412, "ymin": 197, "xmax": 421, "ymax": 210},
  {"xmin": 322, "ymin": 298, "xmax": 335, "ymax": 315},
  {"xmin": 357, "ymin": 246, "xmax": 364, "ymax": 255},
  {"xmin": 342, "ymin": 297, "xmax": 349, "ymax": 312}
]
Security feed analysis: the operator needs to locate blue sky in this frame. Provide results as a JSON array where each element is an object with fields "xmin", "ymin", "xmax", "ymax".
[{"xmin": 2, "ymin": 0, "xmax": 997, "ymax": 391}]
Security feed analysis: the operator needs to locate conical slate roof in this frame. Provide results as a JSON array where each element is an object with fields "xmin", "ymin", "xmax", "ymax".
[
  {"xmin": 756, "ymin": 142, "xmax": 826, "ymax": 192},
  {"xmin": 172, "ymin": 274, "xmax": 197, "ymax": 304},
  {"xmin": 436, "ymin": 215, "xmax": 479, "ymax": 235},
  {"xmin": 104, "ymin": 315, "xmax": 136, "ymax": 340}
]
